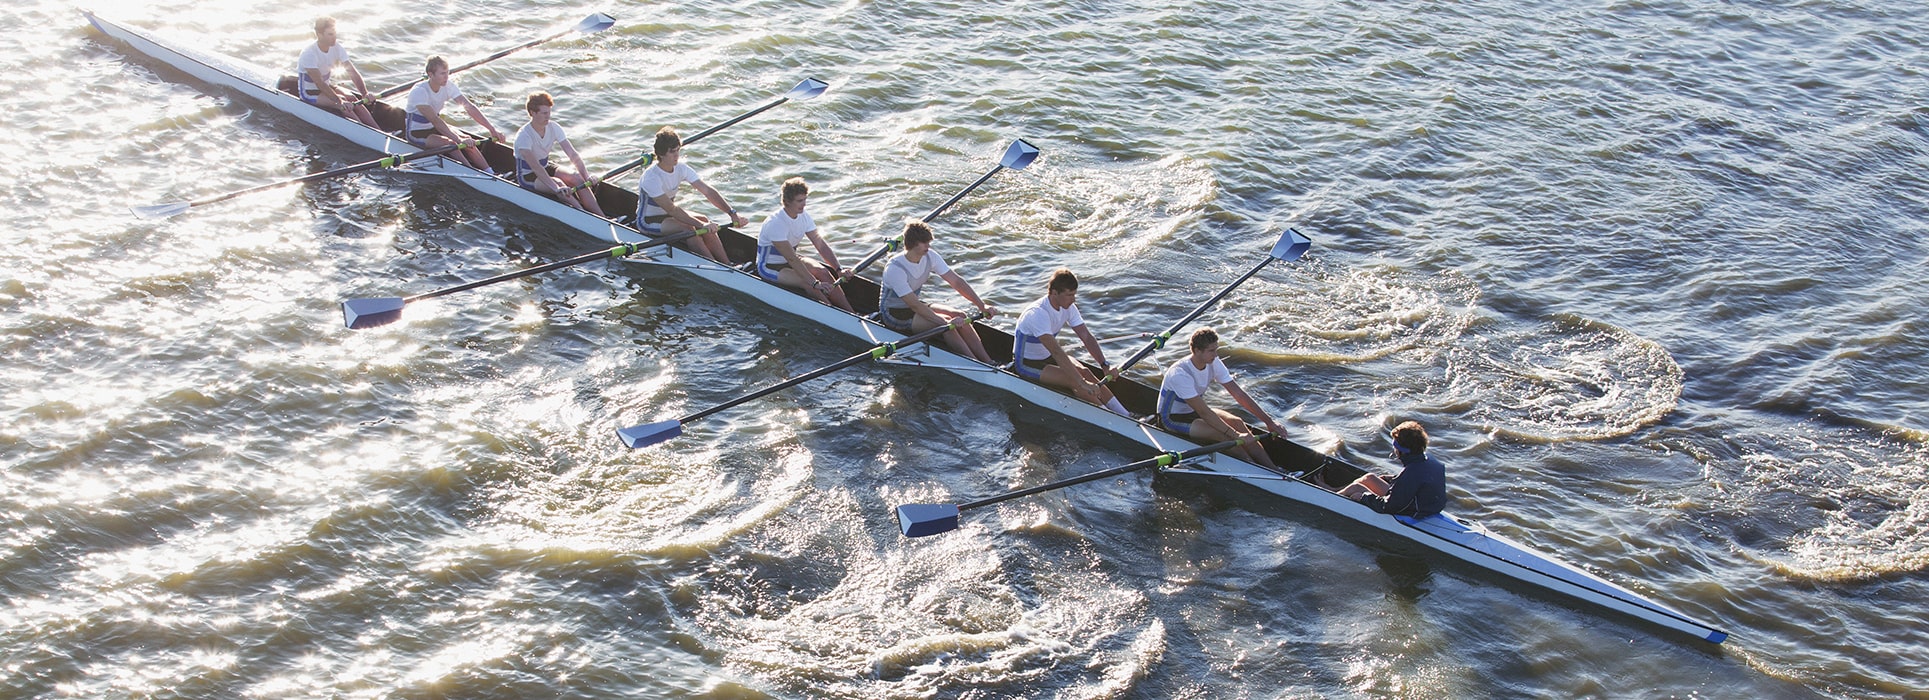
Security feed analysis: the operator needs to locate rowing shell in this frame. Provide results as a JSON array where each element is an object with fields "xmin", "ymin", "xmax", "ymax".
[{"xmin": 84, "ymin": 11, "xmax": 1728, "ymax": 644}]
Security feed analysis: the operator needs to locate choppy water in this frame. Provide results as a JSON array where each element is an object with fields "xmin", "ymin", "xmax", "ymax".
[{"xmin": 4, "ymin": 0, "xmax": 1926, "ymax": 697}]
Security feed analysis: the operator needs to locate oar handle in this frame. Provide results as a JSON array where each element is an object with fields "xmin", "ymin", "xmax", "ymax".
[
  {"xmin": 834, "ymin": 235, "xmax": 902, "ymax": 286},
  {"xmin": 405, "ymin": 229, "xmax": 701, "ymax": 303},
  {"xmin": 1107, "ymin": 254, "xmax": 1278, "ymax": 381},
  {"xmin": 955, "ymin": 438, "xmax": 1249, "ymax": 512}
]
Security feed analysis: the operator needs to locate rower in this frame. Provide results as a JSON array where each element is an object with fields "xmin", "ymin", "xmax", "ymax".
[
  {"xmin": 1338, "ymin": 421, "xmax": 1448, "ymax": 518},
  {"xmin": 404, "ymin": 56, "xmax": 503, "ymax": 174},
  {"xmin": 636, "ymin": 126, "xmax": 745, "ymax": 263},
  {"xmin": 1156, "ymin": 328, "xmax": 1284, "ymax": 468},
  {"xmin": 756, "ymin": 178, "xmax": 852, "ymax": 312},
  {"xmin": 296, "ymin": 17, "xmax": 380, "ymax": 128},
  {"xmin": 513, "ymin": 92, "xmax": 605, "ymax": 216},
  {"xmin": 1012, "ymin": 269, "xmax": 1129, "ymax": 416},
  {"xmin": 878, "ymin": 220, "xmax": 997, "ymax": 363}
]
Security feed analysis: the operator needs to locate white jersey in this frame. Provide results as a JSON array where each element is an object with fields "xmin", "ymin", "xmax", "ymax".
[
  {"xmin": 637, "ymin": 163, "xmax": 702, "ymax": 223},
  {"xmin": 1013, "ymin": 295, "xmax": 1085, "ymax": 361},
  {"xmin": 514, "ymin": 121, "xmax": 567, "ymax": 164},
  {"xmin": 880, "ymin": 250, "xmax": 951, "ymax": 311},
  {"xmin": 1158, "ymin": 356, "xmax": 1234, "ymax": 417},
  {"xmin": 295, "ymin": 43, "xmax": 351, "ymax": 95},
  {"xmin": 405, "ymin": 80, "xmax": 462, "ymax": 128},
  {"xmin": 757, "ymin": 209, "xmax": 817, "ymax": 268}
]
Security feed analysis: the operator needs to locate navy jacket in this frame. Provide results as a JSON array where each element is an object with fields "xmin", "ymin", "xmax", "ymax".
[{"xmin": 1362, "ymin": 452, "xmax": 1447, "ymax": 517}]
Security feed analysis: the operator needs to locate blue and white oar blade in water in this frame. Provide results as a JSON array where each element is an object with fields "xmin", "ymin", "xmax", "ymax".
[
  {"xmin": 342, "ymin": 297, "xmax": 407, "ymax": 330},
  {"xmin": 895, "ymin": 503, "xmax": 963, "ymax": 538},
  {"xmin": 617, "ymin": 420, "xmax": 684, "ymax": 449},
  {"xmin": 1001, "ymin": 139, "xmax": 1041, "ymax": 171},
  {"xmin": 131, "ymin": 201, "xmax": 192, "ymax": 220},
  {"xmin": 1271, "ymin": 228, "xmax": 1312, "ymax": 261},
  {"xmin": 577, "ymin": 12, "xmax": 617, "ymax": 33},
  {"xmin": 786, "ymin": 77, "xmax": 830, "ymax": 101}
]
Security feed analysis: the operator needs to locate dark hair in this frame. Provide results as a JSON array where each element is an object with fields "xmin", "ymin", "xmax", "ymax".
[
  {"xmin": 1189, "ymin": 327, "xmax": 1219, "ymax": 352},
  {"xmin": 903, "ymin": 220, "xmax": 933, "ymax": 248},
  {"xmin": 653, "ymin": 126, "xmax": 682, "ymax": 157},
  {"xmin": 525, "ymin": 91, "xmax": 554, "ymax": 114},
  {"xmin": 1048, "ymin": 268, "xmax": 1078, "ymax": 294},
  {"xmin": 425, "ymin": 55, "xmax": 449, "ymax": 75},
  {"xmin": 781, "ymin": 177, "xmax": 809, "ymax": 203},
  {"xmin": 1391, "ymin": 421, "xmax": 1429, "ymax": 455}
]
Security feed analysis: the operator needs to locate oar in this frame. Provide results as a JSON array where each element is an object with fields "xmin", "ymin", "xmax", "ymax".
[
  {"xmin": 1106, "ymin": 228, "xmax": 1312, "ymax": 380},
  {"xmin": 373, "ymin": 12, "xmax": 618, "ymax": 100},
  {"xmin": 834, "ymin": 138, "xmax": 1041, "ymax": 285},
  {"xmin": 617, "ymin": 311, "xmax": 985, "ymax": 448},
  {"xmin": 131, "ymin": 139, "xmax": 489, "ymax": 220},
  {"xmin": 1096, "ymin": 331, "xmax": 1152, "ymax": 344},
  {"xmin": 340, "ymin": 229, "xmax": 701, "ymax": 329},
  {"xmin": 598, "ymin": 78, "xmax": 831, "ymax": 183},
  {"xmin": 894, "ymin": 438, "xmax": 1252, "ymax": 537}
]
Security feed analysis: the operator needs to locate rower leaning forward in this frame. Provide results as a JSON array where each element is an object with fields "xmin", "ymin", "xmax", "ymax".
[
  {"xmin": 296, "ymin": 17, "xmax": 380, "ymax": 128},
  {"xmin": 636, "ymin": 126, "xmax": 747, "ymax": 263},
  {"xmin": 878, "ymin": 221, "xmax": 997, "ymax": 364},
  {"xmin": 1011, "ymin": 269, "xmax": 1130, "ymax": 416},
  {"xmin": 404, "ymin": 56, "xmax": 503, "ymax": 174},
  {"xmin": 1156, "ymin": 328, "xmax": 1284, "ymax": 468},
  {"xmin": 513, "ymin": 92, "xmax": 605, "ymax": 216}
]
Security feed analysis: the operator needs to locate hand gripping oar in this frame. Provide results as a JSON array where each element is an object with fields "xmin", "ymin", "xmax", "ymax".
[
  {"xmin": 131, "ymin": 139, "xmax": 490, "ymax": 220},
  {"xmin": 1106, "ymin": 228, "xmax": 1312, "ymax": 380},
  {"xmin": 834, "ymin": 139, "xmax": 1041, "ymax": 285},
  {"xmin": 598, "ymin": 78, "xmax": 831, "ymax": 184},
  {"xmin": 617, "ymin": 311, "xmax": 986, "ymax": 448},
  {"xmin": 373, "ymin": 12, "xmax": 618, "ymax": 100},
  {"xmin": 894, "ymin": 438, "xmax": 1252, "ymax": 537},
  {"xmin": 340, "ymin": 229, "xmax": 700, "ymax": 329}
]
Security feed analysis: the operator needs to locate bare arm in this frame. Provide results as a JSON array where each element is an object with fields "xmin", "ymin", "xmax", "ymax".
[
  {"xmin": 456, "ymin": 96, "xmax": 502, "ymax": 140},
  {"xmin": 1185, "ymin": 394, "xmax": 1243, "ymax": 437},
  {"xmin": 1071, "ymin": 323, "xmax": 1108, "ymax": 369},
  {"xmin": 938, "ymin": 270, "xmax": 995, "ymax": 318},
  {"xmin": 803, "ymin": 229, "xmax": 842, "ymax": 273},
  {"xmin": 693, "ymin": 181, "xmax": 748, "ymax": 228},
  {"xmin": 560, "ymin": 140, "xmax": 593, "ymax": 185}
]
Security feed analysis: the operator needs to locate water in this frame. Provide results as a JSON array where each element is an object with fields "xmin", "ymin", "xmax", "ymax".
[{"xmin": 4, "ymin": 0, "xmax": 1926, "ymax": 696}]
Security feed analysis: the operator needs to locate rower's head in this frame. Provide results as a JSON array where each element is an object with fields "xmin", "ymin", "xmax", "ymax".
[
  {"xmin": 424, "ymin": 56, "xmax": 450, "ymax": 87},
  {"xmin": 313, "ymin": 17, "xmax": 338, "ymax": 47},
  {"xmin": 654, "ymin": 127, "xmax": 682, "ymax": 168},
  {"xmin": 1390, "ymin": 421, "xmax": 1428, "ymax": 459},
  {"xmin": 1188, "ymin": 327, "xmax": 1220, "ymax": 366},
  {"xmin": 902, "ymin": 220, "xmax": 933, "ymax": 258},
  {"xmin": 1047, "ymin": 268, "xmax": 1078, "ymax": 309},
  {"xmin": 525, "ymin": 92, "xmax": 554, "ymax": 124},
  {"xmin": 781, "ymin": 177, "xmax": 809, "ymax": 216}
]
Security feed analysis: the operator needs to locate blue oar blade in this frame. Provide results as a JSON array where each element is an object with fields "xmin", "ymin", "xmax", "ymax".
[
  {"xmin": 577, "ymin": 12, "xmax": 617, "ymax": 33},
  {"xmin": 130, "ymin": 201, "xmax": 191, "ymax": 220},
  {"xmin": 1001, "ymin": 139, "xmax": 1042, "ymax": 171},
  {"xmin": 787, "ymin": 77, "xmax": 830, "ymax": 101},
  {"xmin": 617, "ymin": 420, "xmax": 683, "ymax": 449},
  {"xmin": 1270, "ymin": 228, "xmax": 1312, "ymax": 261},
  {"xmin": 895, "ymin": 503, "xmax": 963, "ymax": 538},
  {"xmin": 342, "ymin": 297, "xmax": 407, "ymax": 329}
]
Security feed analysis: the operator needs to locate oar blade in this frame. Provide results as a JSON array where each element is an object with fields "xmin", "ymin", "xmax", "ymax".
[
  {"xmin": 786, "ymin": 77, "xmax": 830, "ymax": 101},
  {"xmin": 1000, "ymin": 139, "xmax": 1042, "ymax": 171},
  {"xmin": 895, "ymin": 503, "xmax": 963, "ymax": 538},
  {"xmin": 576, "ymin": 12, "xmax": 617, "ymax": 33},
  {"xmin": 130, "ymin": 201, "xmax": 191, "ymax": 220},
  {"xmin": 617, "ymin": 420, "xmax": 684, "ymax": 449},
  {"xmin": 1270, "ymin": 228, "xmax": 1312, "ymax": 261},
  {"xmin": 342, "ymin": 297, "xmax": 407, "ymax": 330}
]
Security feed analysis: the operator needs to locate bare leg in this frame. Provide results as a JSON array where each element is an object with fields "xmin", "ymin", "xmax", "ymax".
[
  {"xmin": 661, "ymin": 217, "xmax": 727, "ymax": 262},
  {"xmin": 1338, "ymin": 473, "xmax": 1391, "ymax": 501}
]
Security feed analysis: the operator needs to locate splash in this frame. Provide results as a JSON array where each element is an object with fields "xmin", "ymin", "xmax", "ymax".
[
  {"xmin": 1716, "ymin": 426, "xmax": 1929, "ymax": 583},
  {"xmin": 1447, "ymin": 314, "xmax": 1683, "ymax": 442},
  {"xmin": 1228, "ymin": 263, "xmax": 1481, "ymax": 364}
]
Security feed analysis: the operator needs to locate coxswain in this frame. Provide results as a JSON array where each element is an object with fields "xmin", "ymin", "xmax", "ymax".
[{"xmin": 1337, "ymin": 421, "xmax": 1448, "ymax": 518}]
